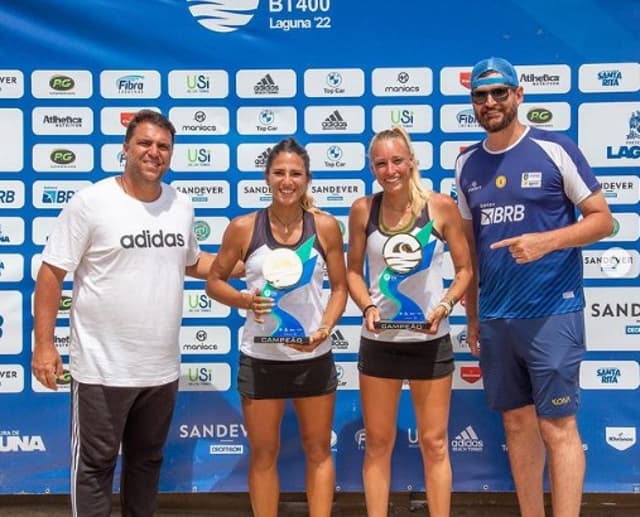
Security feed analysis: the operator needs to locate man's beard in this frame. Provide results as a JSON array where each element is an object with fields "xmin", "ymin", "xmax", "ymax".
[{"xmin": 476, "ymin": 102, "xmax": 518, "ymax": 133}]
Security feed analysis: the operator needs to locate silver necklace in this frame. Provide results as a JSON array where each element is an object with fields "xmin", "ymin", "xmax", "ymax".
[{"xmin": 269, "ymin": 208, "xmax": 303, "ymax": 235}]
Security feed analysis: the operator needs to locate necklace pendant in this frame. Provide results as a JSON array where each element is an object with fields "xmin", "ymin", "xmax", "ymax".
[{"xmin": 284, "ymin": 226, "xmax": 289, "ymax": 234}]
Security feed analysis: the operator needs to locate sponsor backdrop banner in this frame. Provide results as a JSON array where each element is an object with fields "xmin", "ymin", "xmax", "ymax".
[{"xmin": 0, "ymin": 0, "xmax": 639, "ymax": 494}]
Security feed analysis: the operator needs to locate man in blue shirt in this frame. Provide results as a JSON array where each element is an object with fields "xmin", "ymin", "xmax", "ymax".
[{"xmin": 455, "ymin": 57, "xmax": 613, "ymax": 517}]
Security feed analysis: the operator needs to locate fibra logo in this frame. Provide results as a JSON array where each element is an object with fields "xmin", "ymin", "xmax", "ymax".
[
  {"xmin": 607, "ymin": 110, "xmax": 640, "ymax": 160},
  {"xmin": 354, "ymin": 428, "xmax": 366, "ymax": 449},
  {"xmin": 117, "ymin": 75, "xmax": 144, "ymax": 94},
  {"xmin": 0, "ymin": 434, "xmax": 46, "ymax": 453},
  {"xmin": 598, "ymin": 69, "xmax": 622, "ymax": 87},
  {"xmin": 117, "ymin": 151, "xmax": 127, "ymax": 167},
  {"xmin": 50, "ymin": 149, "xmax": 76, "ymax": 165},
  {"xmin": 527, "ymin": 107, "xmax": 553, "ymax": 124},
  {"xmin": 605, "ymin": 426, "xmax": 636, "ymax": 451},
  {"xmin": 456, "ymin": 109, "xmax": 477, "ymax": 127},
  {"xmin": 188, "ymin": 0, "xmax": 260, "ymax": 33},
  {"xmin": 327, "ymin": 72, "xmax": 342, "ymax": 88},
  {"xmin": 193, "ymin": 220, "xmax": 211, "ymax": 241},
  {"xmin": 49, "ymin": 75, "xmax": 74, "ymax": 91}
]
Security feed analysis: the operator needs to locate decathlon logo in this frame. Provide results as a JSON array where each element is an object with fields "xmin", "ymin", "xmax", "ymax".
[{"xmin": 187, "ymin": 0, "xmax": 260, "ymax": 33}]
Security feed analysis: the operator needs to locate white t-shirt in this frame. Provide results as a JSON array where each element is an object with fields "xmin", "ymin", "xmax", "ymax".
[{"xmin": 42, "ymin": 177, "xmax": 200, "ymax": 387}]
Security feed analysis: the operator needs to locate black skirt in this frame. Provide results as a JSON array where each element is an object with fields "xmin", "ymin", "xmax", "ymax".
[
  {"xmin": 238, "ymin": 352, "xmax": 338, "ymax": 400},
  {"xmin": 358, "ymin": 334, "xmax": 454, "ymax": 380}
]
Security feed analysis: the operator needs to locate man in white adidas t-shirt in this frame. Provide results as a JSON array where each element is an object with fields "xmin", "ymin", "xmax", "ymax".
[{"xmin": 32, "ymin": 110, "xmax": 212, "ymax": 517}]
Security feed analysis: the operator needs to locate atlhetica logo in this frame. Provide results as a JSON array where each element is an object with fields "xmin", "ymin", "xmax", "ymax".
[
  {"xmin": 120, "ymin": 230, "xmax": 186, "ymax": 249},
  {"xmin": 187, "ymin": 0, "xmax": 260, "ymax": 33},
  {"xmin": 254, "ymin": 74, "xmax": 279, "ymax": 94}
]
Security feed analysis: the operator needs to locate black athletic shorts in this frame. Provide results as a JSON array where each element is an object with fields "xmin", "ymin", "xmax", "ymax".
[
  {"xmin": 358, "ymin": 334, "xmax": 454, "ymax": 380},
  {"xmin": 238, "ymin": 352, "xmax": 338, "ymax": 399}
]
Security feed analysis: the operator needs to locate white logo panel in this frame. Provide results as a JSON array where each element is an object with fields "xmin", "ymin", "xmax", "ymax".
[
  {"xmin": 192, "ymin": 217, "xmax": 229, "ymax": 246},
  {"xmin": 604, "ymin": 213, "xmax": 640, "ymax": 242},
  {"xmin": 518, "ymin": 102, "xmax": 571, "ymax": 131},
  {"xmin": 304, "ymin": 69, "xmax": 365, "ymax": 98},
  {"xmin": 440, "ymin": 104, "xmax": 482, "ymax": 133},
  {"xmin": 171, "ymin": 181, "xmax": 230, "ymax": 209},
  {"xmin": 371, "ymin": 105, "xmax": 432, "ymax": 133},
  {"xmin": 237, "ymin": 106, "xmax": 297, "ymax": 135},
  {"xmin": 329, "ymin": 326, "xmax": 361, "ymax": 354},
  {"xmin": 310, "ymin": 179, "xmax": 365, "ymax": 208},
  {"xmin": 453, "ymin": 361, "xmax": 484, "ymax": 390},
  {"xmin": 306, "ymin": 143, "xmax": 365, "ymax": 172},
  {"xmin": 32, "ymin": 107, "xmax": 93, "ymax": 135},
  {"xmin": 0, "ymin": 109, "xmax": 22, "ymax": 171},
  {"xmin": 579, "ymin": 63, "xmax": 640, "ymax": 93},
  {"xmin": 598, "ymin": 175, "xmax": 640, "ymax": 204},
  {"xmin": 182, "ymin": 290, "xmax": 231, "ymax": 318},
  {"xmin": 100, "ymin": 106, "xmax": 161, "ymax": 135},
  {"xmin": 32, "ymin": 181, "xmax": 92, "ymax": 209},
  {"xmin": 179, "ymin": 363, "xmax": 231, "ymax": 392},
  {"xmin": 32, "ymin": 144, "xmax": 93, "ymax": 172},
  {"xmin": 168, "ymin": 70, "xmax": 229, "ymax": 98},
  {"xmin": 372, "ymin": 67, "xmax": 432, "ymax": 97},
  {"xmin": 237, "ymin": 143, "xmax": 278, "ymax": 172},
  {"xmin": 169, "ymin": 107, "xmax": 230, "ymax": 135},
  {"xmin": 578, "ymin": 102, "xmax": 640, "ymax": 167},
  {"xmin": 0, "ymin": 365, "xmax": 24, "ymax": 393},
  {"xmin": 0, "ymin": 254, "xmax": 24, "ymax": 282},
  {"xmin": 180, "ymin": 326, "xmax": 231, "ymax": 355},
  {"xmin": 580, "ymin": 361, "xmax": 640, "ymax": 389},
  {"xmin": 440, "ymin": 141, "xmax": 479, "ymax": 170},
  {"xmin": 304, "ymin": 106, "xmax": 365, "ymax": 134},
  {"xmin": 236, "ymin": 69, "xmax": 296, "ymax": 98},
  {"xmin": 605, "ymin": 427, "xmax": 636, "ymax": 451},
  {"xmin": 100, "ymin": 144, "xmax": 126, "ymax": 172},
  {"xmin": 237, "ymin": 180, "xmax": 272, "ymax": 208},
  {"xmin": 0, "ymin": 218, "xmax": 25, "ymax": 246},
  {"xmin": 0, "ymin": 291, "xmax": 22, "ymax": 354},
  {"xmin": 335, "ymin": 362, "xmax": 359, "ymax": 390},
  {"xmin": 31, "ymin": 70, "xmax": 93, "ymax": 98},
  {"xmin": 100, "ymin": 70, "xmax": 161, "ymax": 98},
  {"xmin": 171, "ymin": 144, "xmax": 230, "ymax": 172},
  {"xmin": 585, "ymin": 287, "xmax": 640, "ymax": 351},
  {"xmin": 583, "ymin": 249, "xmax": 639, "ymax": 279},
  {"xmin": 32, "ymin": 217, "xmax": 57, "ymax": 246},
  {"xmin": 0, "ymin": 181, "xmax": 25, "ymax": 209},
  {"xmin": 0, "ymin": 70, "xmax": 24, "ymax": 98}
]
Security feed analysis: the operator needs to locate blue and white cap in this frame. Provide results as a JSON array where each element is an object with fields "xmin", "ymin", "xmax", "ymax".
[{"xmin": 470, "ymin": 57, "xmax": 519, "ymax": 90}]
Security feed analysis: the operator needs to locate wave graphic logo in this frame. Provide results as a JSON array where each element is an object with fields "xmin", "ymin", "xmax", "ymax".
[{"xmin": 187, "ymin": 0, "xmax": 260, "ymax": 33}]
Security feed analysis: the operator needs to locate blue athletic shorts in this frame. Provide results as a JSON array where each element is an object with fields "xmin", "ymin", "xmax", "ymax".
[{"xmin": 479, "ymin": 311, "xmax": 585, "ymax": 418}]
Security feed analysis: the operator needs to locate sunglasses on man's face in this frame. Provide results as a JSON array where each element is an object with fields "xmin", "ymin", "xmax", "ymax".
[{"xmin": 471, "ymin": 87, "xmax": 513, "ymax": 104}]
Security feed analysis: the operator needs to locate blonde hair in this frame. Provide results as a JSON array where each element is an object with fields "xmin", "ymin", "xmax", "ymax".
[
  {"xmin": 368, "ymin": 126, "xmax": 428, "ymax": 217},
  {"xmin": 265, "ymin": 138, "xmax": 320, "ymax": 214}
]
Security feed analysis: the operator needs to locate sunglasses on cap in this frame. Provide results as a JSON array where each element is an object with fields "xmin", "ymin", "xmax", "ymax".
[{"xmin": 471, "ymin": 86, "xmax": 514, "ymax": 105}]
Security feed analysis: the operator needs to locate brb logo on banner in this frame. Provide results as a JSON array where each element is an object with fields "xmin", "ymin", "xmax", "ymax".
[{"xmin": 187, "ymin": 0, "xmax": 260, "ymax": 33}]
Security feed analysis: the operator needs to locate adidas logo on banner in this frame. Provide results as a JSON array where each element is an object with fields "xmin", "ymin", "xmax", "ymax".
[
  {"xmin": 330, "ymin": 329, "xmax": 349, "ymax": 350},
  {"xmin": 254, "ymin": 147, "xmax": 272, "ymax": 168},
  {"xmin": 451, "ymin": 425, "xmax": 484, "ymax": 452},
  {"xmin": 322, "ymin": 110, "xmax": 348, "ymax": 130},
  {"xmin": 254, "ymin": 74, "xmax": 279, "ymax": 94}
]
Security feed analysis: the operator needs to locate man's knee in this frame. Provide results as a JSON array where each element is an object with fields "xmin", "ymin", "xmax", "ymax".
[{"xmin": 538, "ymin": 415, "xmax": 580, "ymax": 447}]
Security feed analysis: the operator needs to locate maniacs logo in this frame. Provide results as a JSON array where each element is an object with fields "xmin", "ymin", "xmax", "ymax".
[
  {"xmin": 607, "ymin": 110, "xmax": 640, "ymax": 160},
  {"xmin": 0, "ymin": 432, "xmax": 46, "ymax": 453},
  {"xmin": 598, "ymin": 70, "xmax": 622, "ymax": 87},
  {"xmin": 120, "ymin": 230, "xmax": 186, "ymax": 249},
  {"xmin": 479, "ymin": 204, "xmax": 525, "ymax": 225},
  {"xmin": 188, "ymin": 0, "xmax": 260, "ymax": 33},
  {"xmin": 451, "ymin": 425, "xmax": 483, "ymax": 452},
  {"xmin": 605, "ymin": 426, "xmax": 636, "ymax": 451}
]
